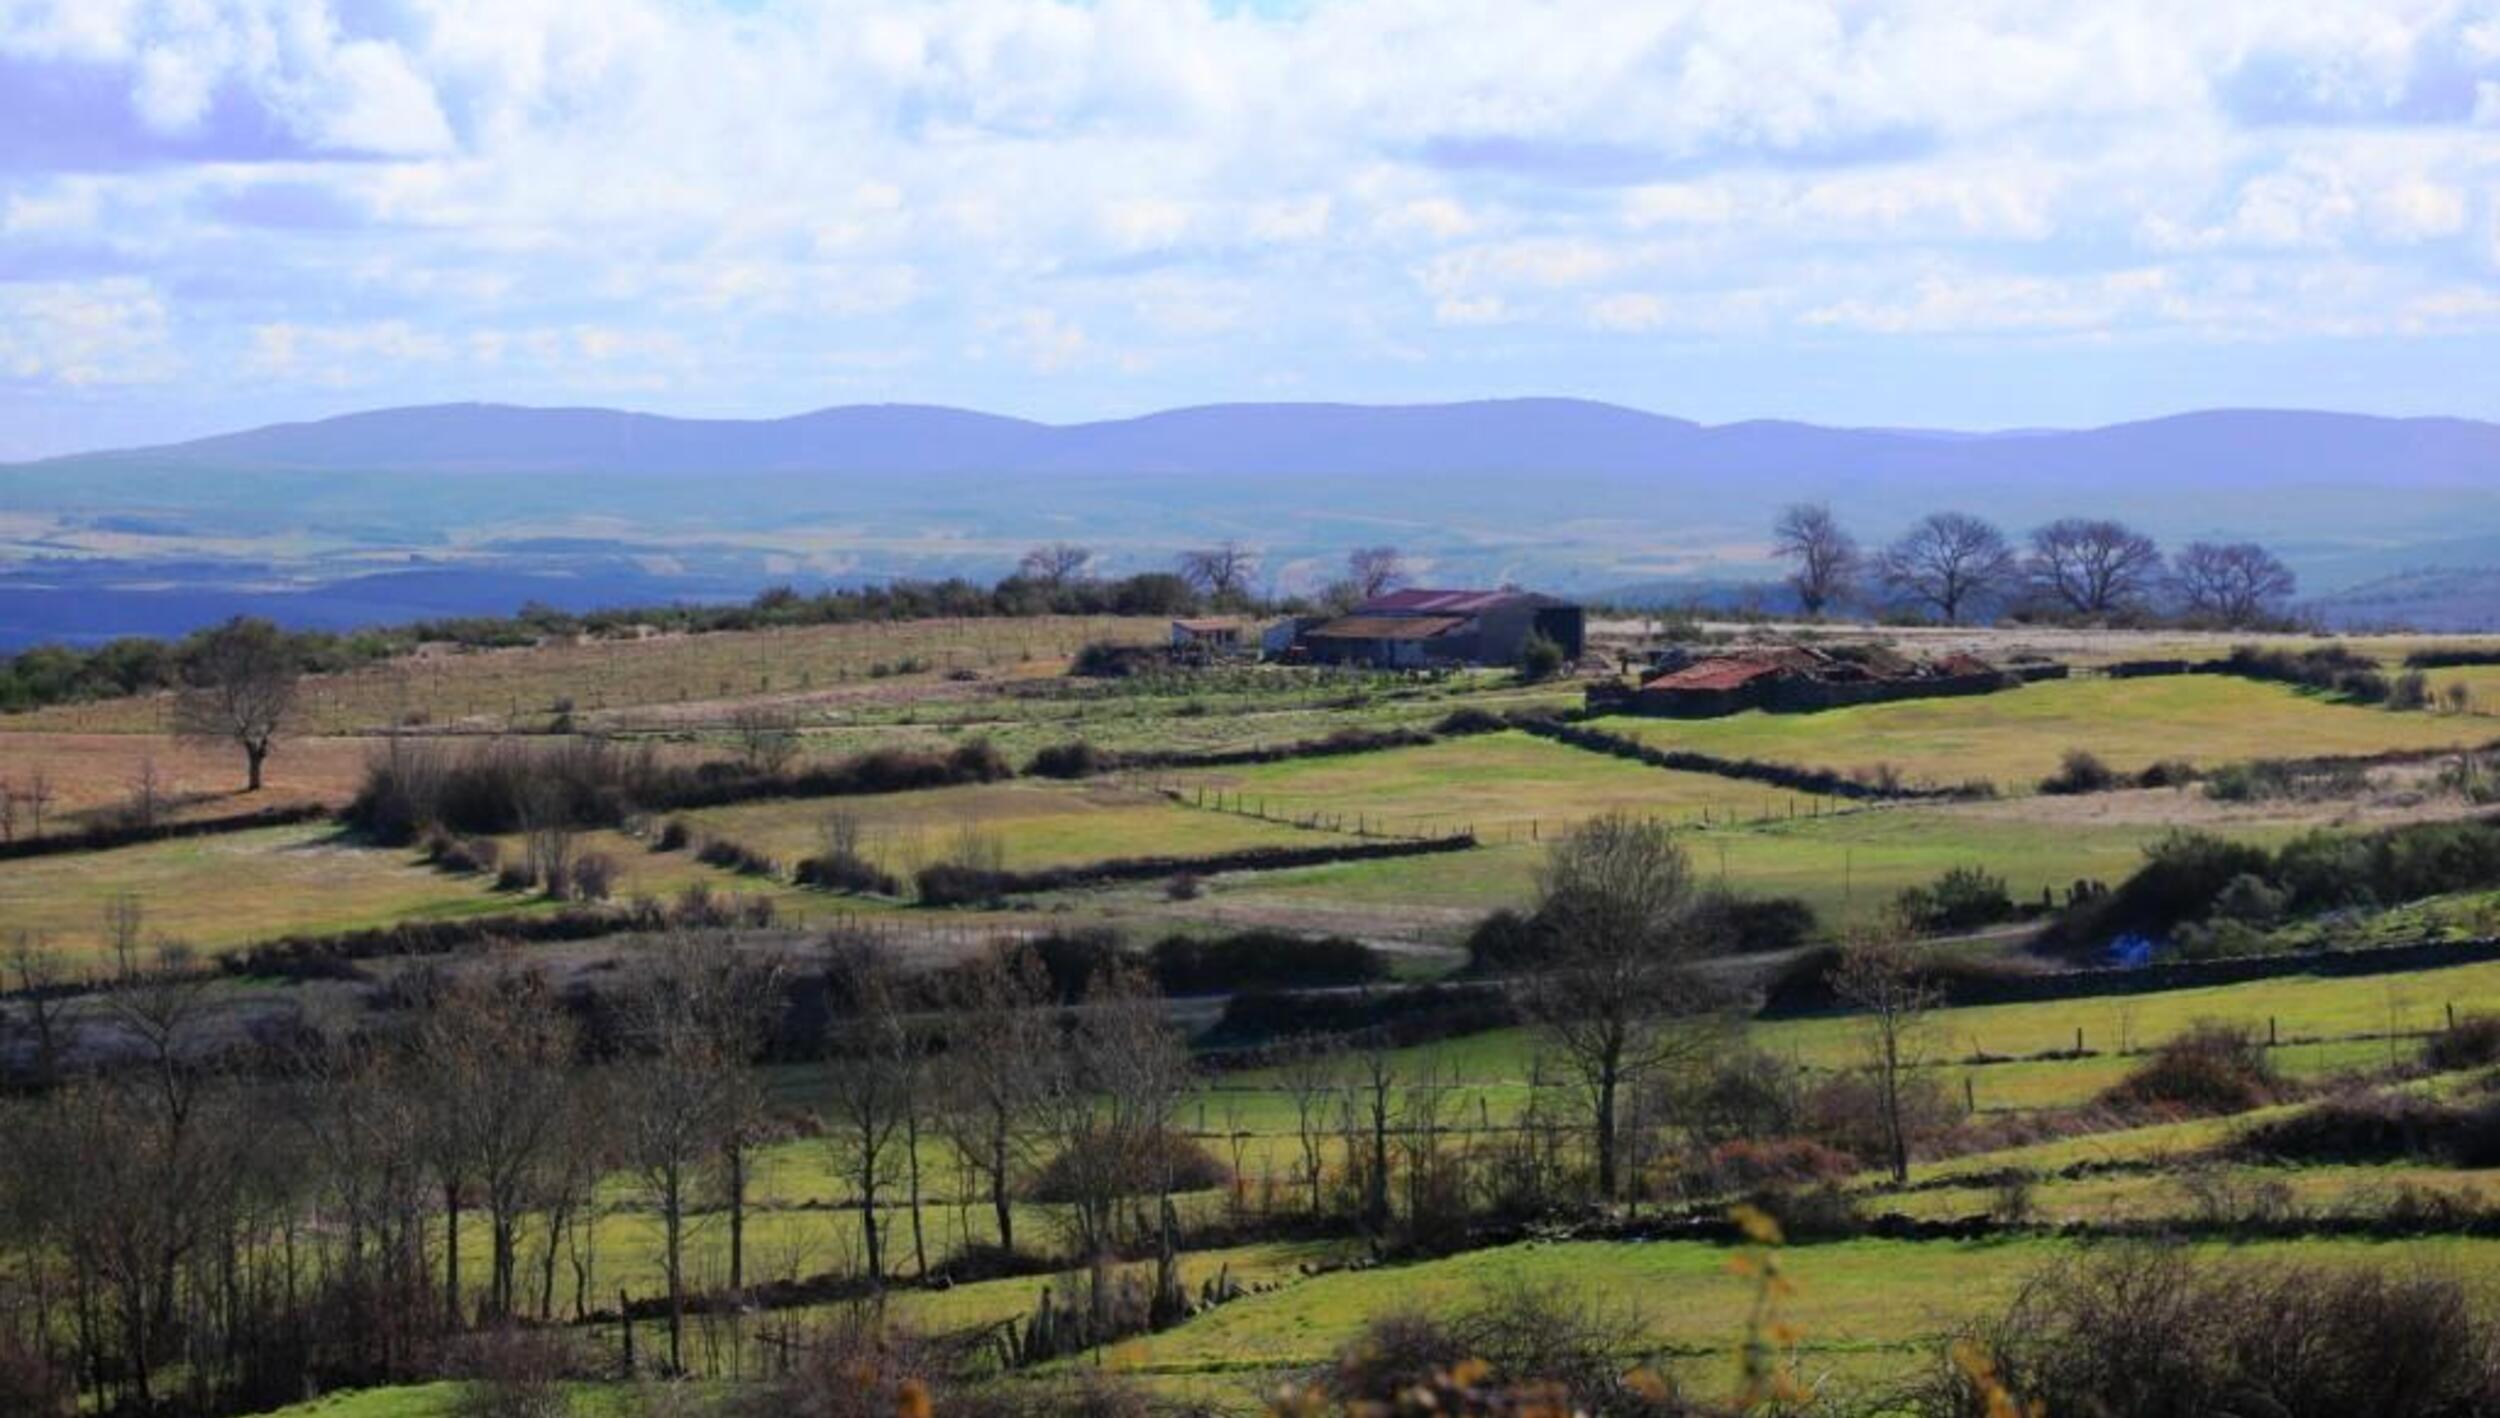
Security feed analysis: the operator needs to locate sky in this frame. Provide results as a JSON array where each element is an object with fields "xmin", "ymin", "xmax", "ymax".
[{"xmin": 2, "ymin": 0, "xmax": 2498, "ymax": 459}]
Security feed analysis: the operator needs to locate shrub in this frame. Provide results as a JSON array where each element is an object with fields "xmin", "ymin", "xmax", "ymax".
[
  {"xmin": 1070, "ymin": 641, "xmax": 1158, "ymax": 678},
  {"xmin": 2100, "ymin": 1022, "xmax": 2281, "ymax": 1115},
  {"xmin": 2046, "ymin": 829, "xmax": 2274, "ymax": 950},
  {"xmin": 2426, "ymin": 1012, "xmax": 2500, "ymax": 1072},
  {"xmin": 1147, "ymin": 929, "xmax": 1385, "ymax": 995},
  {"xmin": 1930, "ymin": 1244, "xmax": 2500, "ymax": 1418},
  {"xmin": 1892, "ymin": 865, "xmax": 2014, "ymax": 934},
  {"xmin": 792, "ymin": 851, "xmax": 899, "ymax": 896},
  {"xmin": 1163, "ymin": 870, "xmax": 1202, "ymax": 902},
  {"xmin": 2391, "ymin": 669, "xmax": 2433, "ymax": 711},
  {"xmin": 1461, "ymin": 907, "xmax": 1551, "ymax": 974},
  {"xmin": 1433, "ymin": 705, "xmax": 1507, "ymax": 736},
  {"xmin": 2135, "ymin": 757, "xmax": 2197, "ymax": 788},
  {"xmin": 653, "ymin": 818, "xmax": 693, "ymax": 851},
  {"xmin": 1517, "ymin": 630, "xmax": 1566, "ymax": 682},
  {"xmin": 2038, "ymin": 749, "xmax": 2117, "ymax": 795},
  {"xmin": 1693, "ymin": 1137, "xmax": 1858, "ymax": 1193},
  {"xmin": 2235, "ymin": 1090, "xmax": 2500, "ymax": 1166},
  {"xmin": 1326, "ymin": 1282, "xmax": 1646, "ymax": 1412},
  {"xmin": 1687, "ymin": 890, "xmax": 1818, "ymax": 955},
  {"xmin": 696, "ymin": 836, "xmax": 779, "ymax": 877},
  {"xmin": 1024, "ymin": 1129, "xmax": 1229, "ymax": 1203},
  {"xmin": 1026, "ymin": 741, "xmax": 1115, "ymax": 778},
  {"xmin": 571, "ymin": 852, "xmax": 618, "ymax": 902}
]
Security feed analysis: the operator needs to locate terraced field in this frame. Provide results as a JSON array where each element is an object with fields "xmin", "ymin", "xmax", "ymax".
[
  {"xmin": 681, "ymin": 778, "xmax": 1330, "ymax": 876},
  {"xmin": 1172, "ymin": 729, "xmax": 1847, "ymax": 840},
  {"xmin": 1594, "ymin": 675, "xmax": 2485, "ymax": 793},
  {"xmin": 0, "ymin": 822, "xmax": 518, "ymax": 964}
]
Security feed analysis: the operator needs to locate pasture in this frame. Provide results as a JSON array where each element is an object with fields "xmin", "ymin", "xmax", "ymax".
[
  {"xmin": 1172, "ymin": 729, "xmax": 1848, "ymax": 840},
  {"xmin": 681, "ymin": 778, "xmax": 1328, "ymax": 876},
  {"xmin": 0, "ymin": 822, "xmax": 516, "ymax": 965},
  {"xmin": 1593, "ymin": 674, "xmax": 2483, "ymax": 793}
]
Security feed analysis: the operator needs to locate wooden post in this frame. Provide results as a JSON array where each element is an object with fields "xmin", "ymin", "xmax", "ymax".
[{"xmin": 1964, "ymin": 1076, "xmax": 1976, "ymax": 1114}]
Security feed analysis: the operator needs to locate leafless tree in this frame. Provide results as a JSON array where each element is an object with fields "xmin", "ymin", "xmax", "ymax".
[
  {"xmin": 1278, "ymin": 1038, "xmax": 1342, "ymax": 1216},
  {"xmin": 0, "ymin": 782, "xmax": 14, "ymax": 843},
  {"xmin": 616, "ymin": 933, "xmax": 758, "ymax": 1372},
  {"xmin": 1523, "ymin": 811, "xmax": 1723, "ymax": 1199},
  {"xmin": 19, "ymin": 771, "xmax": 52, "ymax": 839},
  {"xmin": 517, "ymin": 786, "xmax": 579, "ymax": 899},
  {"xmin": 1877, "ymin": 512, "xmax": 2019, "ymax": 625},
  {"xmin": 418, "ymin": 971, "xmax": 579, "ymax": 1322},
  {"xmin": 127, "ymin": 754, "xmax": 165, "ymax": 830},
  {"xmin": 1177, "ymin": 540, "xmax": 1257, "ymax": 601},
  {"xmin": 2027, "ymin": 518, "xmax": 2161, "ymax": 616},
  {"xmin": 1346, "ymin": 546, "xmax": 1408, "ymax": 601},
  {"xmin": 2171, "ymin": 541, "xmax": 2297, "ymax": 627},
  {"xmin": 173, "ymin": 616, "xmax": 301, "ymax": 792},
  {"xmin": 1772, "ymin": 503, "xmax": 1859, "ymax": 617},
  {"xmin": 1036, "ymin": 964, "xmax": 1189, "ymax": 1325},
  {"xmin": 933, "ymin": 944, "xmax": 1058, "ymax": 1256},
  {"xmin": 1830, "ymin": 935, "xmax": 1938, "ymax": 1186},
  {"xmin": 821, "ymin": 937, "xmax": 916, "ymax": 1287},
  {"xmin": 1018, "ymin": 542, "xmax": 1095, "ymax": 587},
  {"xmin": 728, "ymin": 704, "xmax": 802, "ymax": 777},
  {"xmin": 4, "ymin": 933, "xmax": 79, "ymax": 1088}
]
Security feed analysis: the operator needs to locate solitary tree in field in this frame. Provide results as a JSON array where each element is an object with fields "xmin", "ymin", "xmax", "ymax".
[
  {"xmin": 1831, "ymin": 935, "xmax": 1937, "ymax": 1185},
  {"xmin": 2028, "ymin": 518, "xmax": 2161, "ymax": 616},
  {"xmin": 1772, "ymin": 503, "xmax": 1859, "ymax": 617},
  {"xmin": 1018, "ymin": 542, "xmax": 1094, "ymax": 587},
  {"xmin": 1523, "ymin": 811, "xmax": 1720, "ymax": 1200},
  {"xmin": 1345, "ymin": 545, "xmax": 1408, "ymax": 601},
  {"xmin": 174, "ymin": 616, "xmax": 300, "ymax": 792},
  {"xmin": 1177, "ymin": 541, "xmax": 1257, "ymax": 602},
  {"xmin": 1877, "ymin": 512, "xmax": 2019, "ymax": 625},
  {"xmin": 2171, "ymin": 541, "xmax": 2296, "ymax": 627}
]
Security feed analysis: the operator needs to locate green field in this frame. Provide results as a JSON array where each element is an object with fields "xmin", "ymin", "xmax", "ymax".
[
  {"xmin": 1594, "ymin": 675, "xmax": 2482, "ymax": 793},
  {"xmin": 684, "ymin": 778, "xmax": 1326, "ymax": 877},
  {"xmin": 1200, "ymin": 805, "xmax": 2263, "ymax": 937},
  {"xmin": 0, "ymin": 823, "xmax": 521, "ymax": 965},
  {"xmin": 1174, "ymin": 730, "xmax": 1845, "ymax": 840}
]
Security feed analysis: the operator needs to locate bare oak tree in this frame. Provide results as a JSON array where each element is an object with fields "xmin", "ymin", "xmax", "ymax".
[
  {"xmin": 173, "ymin": 617, "xmax": 300, "ymax": 792},
  {"xmin": 1523, "ymin": 811, "xmax": 1722, "ymax": 1199},
  {"xmin": 821, "ymin": 937, "xmax": 916, "ymax": 1287},
  {"xmin": 2027, "ymin": 517, "xmax": 2161, "ymax": 616},
  {"xmin": 1772, "ymin": 503, "xmax": 1859, "ymax": 617},
  {"xmin": 1018, "ymin": 542, "xmax": 1094, "ymax": 587},
  {"xmin": 2171, "ymin": 541, "xmax": 2297, "ymax": 627},
  {"xmin": 1176, "ymin": 540, "xmax": 1257, "ymax": 601},
  {"xmin": 1345, "ymin": 546, "xmax": 1408, "ymax": 601},
  {"xmin": 1877, "ymin": 512, "xmax": 2018, "ymax": 625}
]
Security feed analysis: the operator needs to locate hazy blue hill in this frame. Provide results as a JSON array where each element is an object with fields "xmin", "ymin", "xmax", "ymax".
[
  {"xmin": 25, "ymin": 399, "xmax": 2495, "ymax": 489},
  {"xmin": 3, "ymin": 399, "xmax": 2494, "ymax": 642}
]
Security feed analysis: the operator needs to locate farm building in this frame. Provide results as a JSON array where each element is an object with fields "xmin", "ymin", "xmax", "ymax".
[
  {"xmin": 1298, "ymin": 588, "xmax": 1585, "ymax": 668},
  {"xmin": 1627, "ymin": 644, "xmax": 2022, "ymax": 718},
  {"xmin": 1169, "ymin": 617, "xmax": 1247, "ymax": 654}
]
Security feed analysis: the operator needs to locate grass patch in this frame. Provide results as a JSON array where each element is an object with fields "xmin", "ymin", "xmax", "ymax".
[{"xmin": 1592, "ymin": 676, "xmax": 2478, "ymax": 795}]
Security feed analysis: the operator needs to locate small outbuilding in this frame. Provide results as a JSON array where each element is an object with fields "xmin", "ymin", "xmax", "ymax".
[
  {"xmin": 1297, "ymin": 588, "xmax": 1584, "ymax": 668},
  {"xmin": 1169, "ymin": 617, "xmax": 1247, "ymax": 654}
]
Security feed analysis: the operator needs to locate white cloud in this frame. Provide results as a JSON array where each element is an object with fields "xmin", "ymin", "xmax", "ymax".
[
  {"xmin": 1587, "ymin": 292, "xmax": 1667, "ymax": 332},
  {"xmin": 985, "ymin": 308, "xmax": 1088, "ymax": 372},
  {"xmin": 0, "ymin": 278, "xmax": 179, "ymax": 386},
  {"xmin": 0, "ymin": 0, "xmax": 2495, "ymax": 427}
]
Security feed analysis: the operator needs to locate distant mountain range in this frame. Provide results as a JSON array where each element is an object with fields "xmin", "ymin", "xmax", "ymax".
[
  {"xmin": 29, "ymin": 398, "xmax": 2500, "ymax": 486},
  {"xmin": 2, "ymin": 399, "xmax": 2495, "ymax": 644}
]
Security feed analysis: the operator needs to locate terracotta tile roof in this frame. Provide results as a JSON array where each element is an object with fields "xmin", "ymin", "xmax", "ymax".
[{"xmin": 1641, "ymin": 657, "xmax": 1786, "ymax": 692}]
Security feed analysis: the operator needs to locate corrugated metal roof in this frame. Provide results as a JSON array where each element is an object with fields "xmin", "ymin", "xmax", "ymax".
[
  {"xmin": 1171, "ymin": 618, "xmax": 1242, "ymax": 634},
  {"xmin": 1355, "ymin": 588, "xmax": 1544, "ymax": 615},
  {"xmin": 1305, "ymin": 614, "xmax": 1471, "ymax": 641}
]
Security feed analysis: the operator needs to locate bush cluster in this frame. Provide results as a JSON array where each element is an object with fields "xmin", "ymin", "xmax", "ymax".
[
  {"xmin": 2098, "ymin": 1022, "xmax": 2281, "ymax": 1115},
  {"xmin": 913, "ymin": 833, "xmax": 1474, "ymax": 907},
  {"xmin": 1146, "ymin": 929, "xmax": 1385, "ymax": 995}
]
